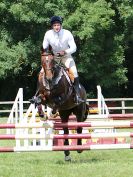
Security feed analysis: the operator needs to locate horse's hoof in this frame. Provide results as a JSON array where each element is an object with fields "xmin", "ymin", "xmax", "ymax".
[
  {"xmin": 65, "ymin": 156, "xmax": 71, "ymax": 161},
  {"xmin": 38, "ymin": 110, "xmax": 44, "ymax": 118},
  {"xmin": 39, "ymin": 113, "xmax": 44, "ymax": 118},
  {"xmin": 29, "ymin": 98, "xmax": 35, "ymax": 104},
  {"xmin": 77, "ymin": 150, "xmax": 83, "ymax": 153}
]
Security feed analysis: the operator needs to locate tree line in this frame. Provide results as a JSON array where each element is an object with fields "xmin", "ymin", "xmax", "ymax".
[{"xmin": 0, "ymin": 0, "xmax": 132, "ymax": 100}]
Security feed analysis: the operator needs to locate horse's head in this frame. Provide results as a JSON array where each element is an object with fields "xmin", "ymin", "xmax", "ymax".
[{"xmin": 41, "ymin": 50, "xmax": 55, "ymax": 81}]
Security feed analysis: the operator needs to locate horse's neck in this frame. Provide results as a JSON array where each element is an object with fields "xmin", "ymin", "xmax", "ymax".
[
  {"xmin": 54, "ymin": 65, "xmax": 63, "ymax": 78},
  {"xmin": 46, "ymin": 66, "xmax": 63, "ymax": 86},
  {"xmin": 53, "ymin": 66, "xmax": 73, "ymax": 100},
  {"xmin": 53, "ymin": 66, "xmax": 71, "ymax": 88}
]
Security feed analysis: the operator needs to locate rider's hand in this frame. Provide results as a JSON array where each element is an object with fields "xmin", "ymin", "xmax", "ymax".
[{"xmin": 57, "ymin": 51, "xmax": 66, "ymax": 56}]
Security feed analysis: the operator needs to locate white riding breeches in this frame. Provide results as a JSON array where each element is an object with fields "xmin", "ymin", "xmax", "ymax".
[{"xmin": 55, "ymin": 55, "xmax": 78, "ymax": 78}]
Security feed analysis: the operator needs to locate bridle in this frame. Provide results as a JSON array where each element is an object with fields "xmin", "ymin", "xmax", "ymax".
[{"xmin": 41, "ymin": 53, "xmax": 54, "ymax": 71}]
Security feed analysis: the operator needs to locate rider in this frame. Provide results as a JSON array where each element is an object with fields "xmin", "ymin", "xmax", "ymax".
[{"xmin": 42, "ymin": 15, "xmax": 84, "ymax": 104}]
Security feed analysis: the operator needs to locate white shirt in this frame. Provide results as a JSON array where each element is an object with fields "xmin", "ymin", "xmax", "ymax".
[{"xmin": 43, "ymin": 29, "xmax": 77, "ymax": 55}]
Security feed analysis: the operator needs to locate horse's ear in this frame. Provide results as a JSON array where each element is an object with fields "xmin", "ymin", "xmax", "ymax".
[
  {"xmin": 49, "ymin": 45, "xmax": 52, "ymax": 52},
  {"xmin": 41, "ymin": 46, "xmax": 45, "ymax": 54},
  {"xmin": 48, "ymin": 45, "xmax": 54, "ymax": 55},
  {"xmin": 41, "ymin": 47, "xmax": 48, "ymax": 55},
  {"xmin": 41, "ymin": 46, "xmax": 54, "ymax": 55}
]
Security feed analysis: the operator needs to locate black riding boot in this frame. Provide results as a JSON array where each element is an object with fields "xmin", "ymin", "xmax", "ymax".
[{"xmin": 73, "ymin": 77, "xmax": 84, "ymax": 104}]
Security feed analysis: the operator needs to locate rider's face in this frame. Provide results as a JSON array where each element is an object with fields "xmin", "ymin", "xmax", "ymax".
[{"xmin": 52, "ymin": 23, "xmax": 61, "ymax": 33}]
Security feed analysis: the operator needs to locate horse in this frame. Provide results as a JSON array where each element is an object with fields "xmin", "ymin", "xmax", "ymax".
[{"xmin": 31, "ymin": 49, "xmax": 88, "ymax": 161}]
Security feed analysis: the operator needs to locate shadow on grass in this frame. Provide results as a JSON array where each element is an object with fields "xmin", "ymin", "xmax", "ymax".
[
  {"xmin": 56, "ymin": 157, "xmax": 104, "ymax": 165},
  {"xmin": 73, "ymin": 157, "xmax": 104, "ymax": 164}
]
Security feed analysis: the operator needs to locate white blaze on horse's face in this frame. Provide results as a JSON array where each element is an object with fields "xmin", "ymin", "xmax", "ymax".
[
  {"xmin": 46, "ymin": 56, "xmax": 49, "ymax": 63},
  {"xmin": 45, "ymin": 55, "xmax": 53, "ymax": 80},
  {"xmin": 45, "ymin": 56, "xmax": 49, "ymax": 69}
]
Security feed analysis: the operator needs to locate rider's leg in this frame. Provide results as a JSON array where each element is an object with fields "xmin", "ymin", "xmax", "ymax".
[
  {"xmin": 71, "ymin": 66, "xmax": 84, "ymax": 104},
  {"xmin": 62, "ymin": 56, "xmax": 84, "ymax": 104}
]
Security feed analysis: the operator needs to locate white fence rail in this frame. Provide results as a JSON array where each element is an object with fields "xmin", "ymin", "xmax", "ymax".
[
  {"xmin": 87, "ymin": 98, "xmax": 133, "ymax": 114},
  {"xmin": 0, "ymin": 101, "xmax": 29, "ymax": 113},
  {"xmin": 0, "ymin": 98, "xmax": 133, "ymax": 116}
]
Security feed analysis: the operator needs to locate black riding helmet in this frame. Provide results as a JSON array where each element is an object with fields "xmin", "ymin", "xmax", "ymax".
[{"xmin": 50, "ymin": 16, "xmax": 63, "ymax": 25}]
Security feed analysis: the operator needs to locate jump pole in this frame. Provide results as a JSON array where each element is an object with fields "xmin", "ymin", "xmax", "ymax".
[
  {"xmin": 49, "ymin": 114, "xmax": 133, "ymax": 121},
  {"xmin": 0, "ymin": 122, "xmax": 53, "ymax": 129},
  {"xmin": 54, "ymin": 121, "xmax": 133, "ymax": 128},
  {"xmin": 109, "ymin": 114, "xmax": 133, "ymax": 120},
  {"xmin": 0, "ymin": 144, "xmax": 133, "ymax": 152},
  {"xmin": 1, "ymin": 121, "xmax": 133, "ymax": 129},
  {"xmin": 1, "ymin": 132, "xmax": 133, "ymax": 140}
]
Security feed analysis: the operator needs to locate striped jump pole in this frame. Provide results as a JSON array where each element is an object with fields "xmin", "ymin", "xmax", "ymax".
[
  {"xmin": 1, "ymin": 132, "xmax": 133, "ymax": 140},
  {"xmin": 54, "ymin": 121, "xmax": 133, "ymax": 128},
  {"xmin": 109, "ymin": 114, "xmax": 133, "ymax": 120},
  {"xmin": 48, "ymin": 114, "xmax": 133, "ymax": 121},
  {"xmin": 0, "ymin": 144, "xmax": 133, "ymax": 152},
  {"xmin": 1, "ymin": 121, "xmax": 133, "ymax": 129},
  {"xmin": 0, "ymin": 121, "xmax": 53, "ymax": 129}
]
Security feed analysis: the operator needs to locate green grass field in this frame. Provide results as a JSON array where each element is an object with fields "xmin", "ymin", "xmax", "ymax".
[
  {"xmin": 0, "ymin": 150, "xmax": 133, "ymax": 177},
  {"xmin": 0, "ymin": 118, "xmax": 133, "ymax": 177}
]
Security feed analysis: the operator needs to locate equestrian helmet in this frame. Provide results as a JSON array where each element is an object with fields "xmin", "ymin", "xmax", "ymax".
[{"xmin": 50, "ymin": 16, "xmax": 63, "ymax": 25}]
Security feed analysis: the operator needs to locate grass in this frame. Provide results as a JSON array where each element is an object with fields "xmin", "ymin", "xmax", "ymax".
[
  {"xmin": 0, "ymin": 150, "xmax": 133, "ymax": 177},
  {"xmin": 0, "ymin": 118, "xmax": 133, "ymax": 177}
]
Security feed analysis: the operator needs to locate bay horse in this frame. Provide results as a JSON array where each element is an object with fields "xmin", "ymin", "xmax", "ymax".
[{"xmin": 32, "ymin": 49, "xmax": 88, "ymax": 161}]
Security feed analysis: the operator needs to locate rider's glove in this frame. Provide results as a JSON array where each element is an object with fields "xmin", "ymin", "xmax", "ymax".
[{"xmin": 57, "ymin": 51, "xmax": 66, "ymax": 56}]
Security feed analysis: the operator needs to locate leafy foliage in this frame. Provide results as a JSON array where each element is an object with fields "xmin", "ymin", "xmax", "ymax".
[{"xmin": 0, "ymin": 0, "xmax": 132, "ymax": 99}]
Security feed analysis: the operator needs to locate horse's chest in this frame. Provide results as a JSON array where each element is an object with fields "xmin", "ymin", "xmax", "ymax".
[{"xmin": 46, "ymin": 90, "xmax": 66, "ymax": 106}]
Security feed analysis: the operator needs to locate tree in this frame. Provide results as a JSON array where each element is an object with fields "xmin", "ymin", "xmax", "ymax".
[
  {"xmin": 117, "ymin": 0, "xmax": 133, "ymax": 96},
  {"xmin": 64, "ymin": 0, "xmax": 128, "ymax": 96},
  {"xmin": 0, "ymin": 0, "xmax": 132, "ymax": 99}
]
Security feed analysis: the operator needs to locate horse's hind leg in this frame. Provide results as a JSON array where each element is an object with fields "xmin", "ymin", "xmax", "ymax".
[
  {"xmin": 74, "ymin": 102, "xmax": 87, "ymax": 153},
  {"xmin": 63, "ymin": 127, "xmax": 71, "ymax": 161},
  {"xmin": 59, "ymin": 110, "xmax": 71, "ymax": 161},
  {"xmin": 77, "ymin": 126, "xmax": 83, "ymax": 153}
]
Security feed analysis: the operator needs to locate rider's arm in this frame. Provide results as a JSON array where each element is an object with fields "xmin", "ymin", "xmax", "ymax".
[
  {"xmin": 43, "ymin": 31, "xmax": 49, "ymax": 49},
  {"xmin": 65, "ymin": 31, "xmax": 77, "ymax": 55}
]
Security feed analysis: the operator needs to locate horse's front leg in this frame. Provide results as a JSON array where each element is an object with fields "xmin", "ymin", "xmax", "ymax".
[
  {"xmin": 77, "ymin": 126, "xmax": 83, "ymax": 153},
  {"xmin": 37, "ymin": 104, "xmax": 45, "ymax": 118},
  {"xmin": 30, "ymin": 94, "xmax": 46, "ymax": 118},
  {"xmin": 63, "ymin": 127, "xmax": 71, "ymax": 161}
]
